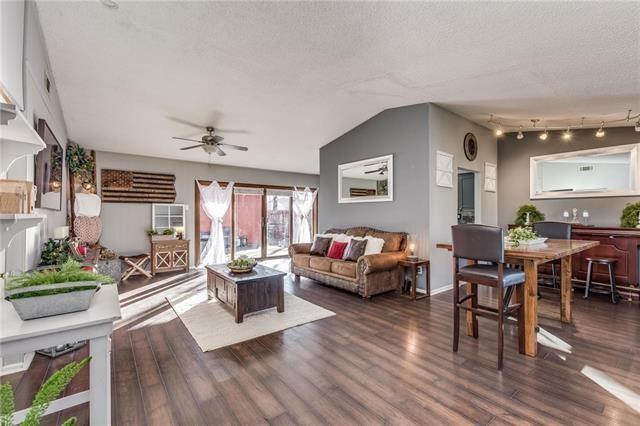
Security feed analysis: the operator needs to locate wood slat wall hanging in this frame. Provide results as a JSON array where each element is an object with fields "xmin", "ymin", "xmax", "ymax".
[{"xmin": 101, "ymin": 169, "xmax": 176, "ymax": 203}]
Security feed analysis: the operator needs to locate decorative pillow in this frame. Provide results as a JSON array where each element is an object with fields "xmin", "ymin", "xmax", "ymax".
[
  {"xmin": 343, "ymin": 238, "xmax": 368, "ymax": 262},
  {"xmin": 327, "ymin": 241, "xmax": 348, "ymax": 259},
  {"xmin": 310, "ymin": 236, "xmax": 333, "ymax": 256},
  {"xmin": 363, "ymin": 236, "xmax": 385, "ymax": 255}
]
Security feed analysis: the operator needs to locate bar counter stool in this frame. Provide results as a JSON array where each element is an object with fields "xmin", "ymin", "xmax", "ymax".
[
  {"xmin": 584, "ymin": 257, "xmax": 619, "ymax": 304},
  {"xmin": 451, "ymin": 224, "xmax": 525, "ymax": 370}
]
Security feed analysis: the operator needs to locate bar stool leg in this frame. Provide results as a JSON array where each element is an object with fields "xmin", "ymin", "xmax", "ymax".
[
  {"xmin": 608, "ymin": 263, "xmax": 619, "ymax": 304},
  {"xmin": 584, "ymin": 261, "xmax": 593, "ymax": 299},
  {"xmin": 551, "ymin": 263, "xmax": 558, "ymax": 288},
  {"xmin": 453, "ymin": 277, "xmax": 460, "ymax": 352},
  {"xmin": 497, "ymin": 286, "xmax": 504, "ymax": 370}
]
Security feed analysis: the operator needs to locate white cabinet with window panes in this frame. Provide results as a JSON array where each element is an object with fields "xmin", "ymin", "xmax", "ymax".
[{"xmin": 152, "ymin": 203, "xmax": 186, "ymax": 234}]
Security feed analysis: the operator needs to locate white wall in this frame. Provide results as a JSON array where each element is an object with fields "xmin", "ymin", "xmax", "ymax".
[
  {"xmin": 427, "ymin": 104, "xmax": 497, "ymax": 292},
  {"xmin": 96, "ymin": 151, "xmax": 318, "ymax": 266},
  {"xmin": 3, "ymin": 1, "xmax": 69, "ymax": 273}
]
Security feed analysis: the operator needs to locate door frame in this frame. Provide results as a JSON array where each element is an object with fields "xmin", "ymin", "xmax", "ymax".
[{"xmin": 194, "ymin": 180, "xmax": 318, "ymax": 262}]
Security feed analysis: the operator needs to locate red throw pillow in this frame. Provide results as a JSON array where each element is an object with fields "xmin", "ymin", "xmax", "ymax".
[{"xmin": 327, "ymin": 241, "xmax": 348, "ymax": 259}]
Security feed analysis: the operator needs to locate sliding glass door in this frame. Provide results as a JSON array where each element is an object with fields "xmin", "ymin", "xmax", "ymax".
[
  {"xmin": 234, "ymin": 188, "xmax": 263, "ymax": 258},
  {"xmin": 265, "ymin": 190, "xmax": 291, "ymax": 258},
  {"xmin": 196, "ymin": 182, "xmax": 316, "ymax": 263}
]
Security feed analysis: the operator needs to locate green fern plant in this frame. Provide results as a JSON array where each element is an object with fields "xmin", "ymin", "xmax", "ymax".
[
  {"xmin": 620, "ymin": 202, "xmax": 640, "ymax": 228},
  {"xmin": 0, "ymin": 357, "xmax": 90, "ymax": 426},
  {"xmin": 514, "ymin": 204, "xmax": 545, "ymax": 226},
  {"xmin": 6, "ymin": 260, "xmax": 113, "ymax": 291}
]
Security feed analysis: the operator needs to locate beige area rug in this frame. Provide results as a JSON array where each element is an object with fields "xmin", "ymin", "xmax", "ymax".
[{"xmin": 167, "ymin": 285, "xmax": 335, "ymax": 352}]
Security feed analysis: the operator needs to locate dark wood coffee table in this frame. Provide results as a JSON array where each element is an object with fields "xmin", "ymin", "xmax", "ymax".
[{"xmin": 205, "ymin": 264, "xmax": 286, "ymax": 323}]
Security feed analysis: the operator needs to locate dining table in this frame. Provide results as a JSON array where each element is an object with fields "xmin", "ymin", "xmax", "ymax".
[{"xmin": 436, "ymin": 238, "xmax": 599, "ymax": 357}]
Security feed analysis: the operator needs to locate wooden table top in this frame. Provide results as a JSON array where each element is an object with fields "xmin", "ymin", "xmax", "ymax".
[
  {"xmin": 435, "ymin": 239, "xmax": 599, "ymax": 262},
  {"xmin": 206, "ymin": 263, "xmax": 286, "ymax": 283}
]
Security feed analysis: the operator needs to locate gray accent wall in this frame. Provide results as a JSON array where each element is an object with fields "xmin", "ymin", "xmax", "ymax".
[
  {"xmin": 319, "ymin": 104, "xmax": 430, "ymax": 257},
  {"xmin": 319, "ymin": 103, "xmax": 498, "ymax": 292},
  {"xmin": 427, "ymin": 104, "xmax": 497, "ymax": 291},
  {"xmin": 498, "ymin": 127, "xmax": 640, "ymax": 228},
  {"xmin": 96, "ymin": 151, "xmax": 318, "ymax": 266}
]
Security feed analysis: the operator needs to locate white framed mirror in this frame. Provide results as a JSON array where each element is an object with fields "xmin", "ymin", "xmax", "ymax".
[
  {"xmin": 338, "ymin": 154, "xmax": 393, "ymax": 203},
  {"xmin": 530, "ymin": 143, "xmax": 640, "ymax": 199}
]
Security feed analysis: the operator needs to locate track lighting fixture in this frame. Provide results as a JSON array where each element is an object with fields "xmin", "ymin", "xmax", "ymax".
[
  {"xmin": 539, "ymin": 127, "xmax": 548, "ymax": 140},
  {"xmin": 495, "ymin": 128, "xmax": 503, "ymax": 136},
  {"xmin": 595, "ymin": 122, "xmax": 605, "ymax": 138},
  {"xmin": 562, "ymin": 127, "xmax": 572, "ymax": 140},
  {"xmin": 516, "ymin": 126, "xmax": 524, "ymax": 140}
]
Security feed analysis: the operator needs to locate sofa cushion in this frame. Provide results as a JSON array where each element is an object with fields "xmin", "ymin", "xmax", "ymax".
[
  {"xmin": 292, "ymin": 254, "xmax": 312, "ymax": 268},
  {"xmin": 310, "ymin": 236, "xmax": 332, "ymax": 256},
  {"xmin": 344, "ymin": 238, "xmax": 367, "ymax": 261},
  {"xmin": 309, "ymin": 256, "xmax": 333, "ymax": 272},
  {"xmin": 330, "ymin": 260, "xmax": 357, "ymax": 278},
  {"xmin": 366, "ymin": 230, "xmax": 403, "ymax": 252},
  {"xmin": 363, "ymin": 236, "xmax": 385, "ymax": 255},
  {"xmin": 327, "ymin": 241, "xmax": 348, "ymax": 259}
]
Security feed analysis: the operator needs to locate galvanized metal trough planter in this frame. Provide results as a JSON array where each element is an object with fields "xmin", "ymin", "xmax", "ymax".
[{"xmin": 5, "ymin": 281, "xmax": 101, "ymax": 320}]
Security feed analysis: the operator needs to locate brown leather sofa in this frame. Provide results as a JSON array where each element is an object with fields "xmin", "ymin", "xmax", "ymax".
[{"xmin": 288, "ymin": 227, "xmax": 408, "ymax": 298}]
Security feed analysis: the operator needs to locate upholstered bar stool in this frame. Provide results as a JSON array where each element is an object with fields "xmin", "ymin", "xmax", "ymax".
[
  {"xmin": 584, "ymin": 257, "xmax": 619, "ymax": 304},
  {"xmin": 451, "ymin": 224, "xmax": 525, "ymax": 370}
]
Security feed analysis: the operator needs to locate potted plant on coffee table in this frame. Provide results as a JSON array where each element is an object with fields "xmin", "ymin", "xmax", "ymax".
[{"xmin": 4, "ymin": 260, "xmax": 113, "ymax": 320}]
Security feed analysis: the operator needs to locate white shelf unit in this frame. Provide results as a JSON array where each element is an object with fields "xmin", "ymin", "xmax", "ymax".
[
  {"xmin": 0, "ymin": 103, "xmax": 47, "ymax": 376},
  {"xmin": 0, "ymin": 213, "xmax": 46, "ymax": 251},
  {"xmin": 0, "ymin": 103, "xmax": 46, "ymax": 178}
]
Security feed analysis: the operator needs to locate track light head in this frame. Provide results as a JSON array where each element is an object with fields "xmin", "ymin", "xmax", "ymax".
[
  {"xmin": 495, "ymin": 128, "xmax": 503, "ymax": 137},
  {"xmin": 516, "ymin": 126, "xmax": 524, "ymax": 140},
  {"xmin": 562, "ymin": 127, "xmax": 572, "ymax": 140},
  {"xmin": 595, "ymin": 121, "xmax": 605, "ymax": 138},
  {"xmin": 539, "ymin": 128, "xmax": 548, "ymax": 141},
  {"xmin": 635, "ymin": 119, "xmax": 640, "ymax": 132}
]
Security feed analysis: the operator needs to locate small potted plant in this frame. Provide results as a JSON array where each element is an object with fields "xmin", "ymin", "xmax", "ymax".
[
  {"xmin": 507, "ymin": 226, "xmax": 546, "ymax": 247},
  {"xmin": 620, "ymin": 202, "xmax": 640, "ymax": 228},
  {"xmin": 4, "ymin": 260, "xmax": 113, "ymax": 320},
  {"xmin": 514, "ymin": 204, "xmax": 545, "ymax": 226},
  {"xmin": 147, "ymin": 228, "xmax": 176, "ymax": 241},
  {"xmin": 227, "ymin": 255, "xmax": 257, "ymax": 274}
]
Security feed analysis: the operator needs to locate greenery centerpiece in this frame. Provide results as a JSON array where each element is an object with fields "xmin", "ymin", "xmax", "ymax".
[
  {"xmin": 65, "ymin": 143, "xmax": 94, "ymax": 184},
  {"xmin": 227, "ymin": 255, "xmax": 257, "ymax": 274},
  {"xmin": 507, "ymin": 226, "xmax": 540, "ymax": 247},
  {"xmin": 5, "ymin": 260, "xmax": 113, "ymax": 320},
  {"xmin": 146, "ymin": 228, "xmax": 176, "ymax": 241},
  {"xmin": 1, "ymin": 356, "xmax": 90, "ymax": 426},
  {"xmin": 620, "ymin": 202, "xmax": 640, "ymax": 228},
  {"xmin": 514, "ymin": 204, "xmax": 545, "ymax": 226},
  {"xmin": 40, "ymin": 237, "xmax": 81, "ymax": 266}
]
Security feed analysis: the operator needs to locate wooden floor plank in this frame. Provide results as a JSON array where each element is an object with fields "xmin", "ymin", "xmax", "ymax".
[{"xmin": 4, "ymin": 270, "xmax": 640, "ymax": 426}]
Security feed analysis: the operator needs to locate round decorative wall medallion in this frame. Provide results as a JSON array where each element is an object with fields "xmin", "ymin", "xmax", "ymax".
[{"xmin": 463, "ymin": 133, "xmax": 478, "ymax": 161}]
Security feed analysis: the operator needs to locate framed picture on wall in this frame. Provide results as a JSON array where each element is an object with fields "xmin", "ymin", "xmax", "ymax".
[
  {"xmin": 436, "ymin": 151, "xmax": 454, "ymax": 188},
  {"xmin": 34, "ymin": 119, "xmax": 64, "ymax": 210},
  {"xmin": 484, "ymin": 162, "xmax": 497, "ymax": 192}
]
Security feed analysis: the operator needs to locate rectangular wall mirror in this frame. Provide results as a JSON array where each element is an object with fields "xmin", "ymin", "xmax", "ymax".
[
  {"xmin": 530, "ymin": 143, "xmax": 640, "ymax": 199},
  {"xmin": 35, "ymin": 119, "xmax": 63, "ymax": 210},
  {"xmin": 338, "ymin": 154, "xmax": 393, "ymax": 203}
]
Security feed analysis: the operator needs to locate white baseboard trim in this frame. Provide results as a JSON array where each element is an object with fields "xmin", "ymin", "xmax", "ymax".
[{"xmin": 430, "ymin": 284, "xmax": 453, "ymax": 296}]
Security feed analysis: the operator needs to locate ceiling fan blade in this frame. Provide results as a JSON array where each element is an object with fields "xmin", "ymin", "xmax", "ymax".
[
  {"xmin": 212, "ymin": 135, "xmax": 225, "ymax": 143},
  {"xmin": 166, "ymin": 117, "xmax": 206, "ymax": 130},
  {"xmin": 180, "ymin": 144, "xmax": 204, "ymax": 150},
  {"xmin": 218, "ymin": 143, "xmax": 248, "ymax": 151},
  {"xmin": 172, "ymin": 137, "xmax": 203, "ymax": 143},
  {"xmin": 214, "ymin": 145, "xmax": 227, "ymax": 156},
  {"xmin": 215, "ymin": 128, "xmax": 249, "ymax": 134}
]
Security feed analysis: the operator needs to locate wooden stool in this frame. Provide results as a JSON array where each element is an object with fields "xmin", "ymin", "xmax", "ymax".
[
  {"xmin": 119, "ymin": 254, "xmax": 152, "ymax": 280},
  {"xmin": 584, "ymin": 257, "xmax": 619, "ymax": 303}
]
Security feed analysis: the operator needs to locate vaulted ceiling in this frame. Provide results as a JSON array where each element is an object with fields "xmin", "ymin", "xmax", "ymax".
[{"xmin": 36, "ymin": 1, "xmax": 640, "ymax": 174}]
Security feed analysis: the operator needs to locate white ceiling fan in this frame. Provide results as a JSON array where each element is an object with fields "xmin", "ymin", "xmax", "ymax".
[{"xmin": 172, "ymin": 126, "xmax": 248, "ymax": 158}]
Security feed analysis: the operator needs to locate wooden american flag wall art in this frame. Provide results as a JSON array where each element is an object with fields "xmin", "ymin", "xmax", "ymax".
[{"xmin": 100, "ymin": 169, "xmax": 176, "ymax": 203}]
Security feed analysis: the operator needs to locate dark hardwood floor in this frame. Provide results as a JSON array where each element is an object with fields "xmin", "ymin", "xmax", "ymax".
[{"xmin": 4, "ymin": 269, "xmax": 640, "ymax": 425}]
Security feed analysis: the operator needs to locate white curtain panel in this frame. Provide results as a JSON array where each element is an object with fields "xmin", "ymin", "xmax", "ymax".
[
  {"xmin": 198, "ymin": 181, "xmax": 234, "ymax": 266},
  {"xmin": 292, "ymin": 187, "xmax": 317, "ymax": 244}
]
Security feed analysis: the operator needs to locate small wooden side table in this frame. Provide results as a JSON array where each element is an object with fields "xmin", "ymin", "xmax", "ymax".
[{"xmin": 399, "ymin": 258, "xmax": 430, "ymax": 300}]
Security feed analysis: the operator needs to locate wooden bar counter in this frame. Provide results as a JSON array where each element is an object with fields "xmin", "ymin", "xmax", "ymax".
[{"xmin": 569, "ymin": 226, "xmax": 640, "ymax": 300}]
